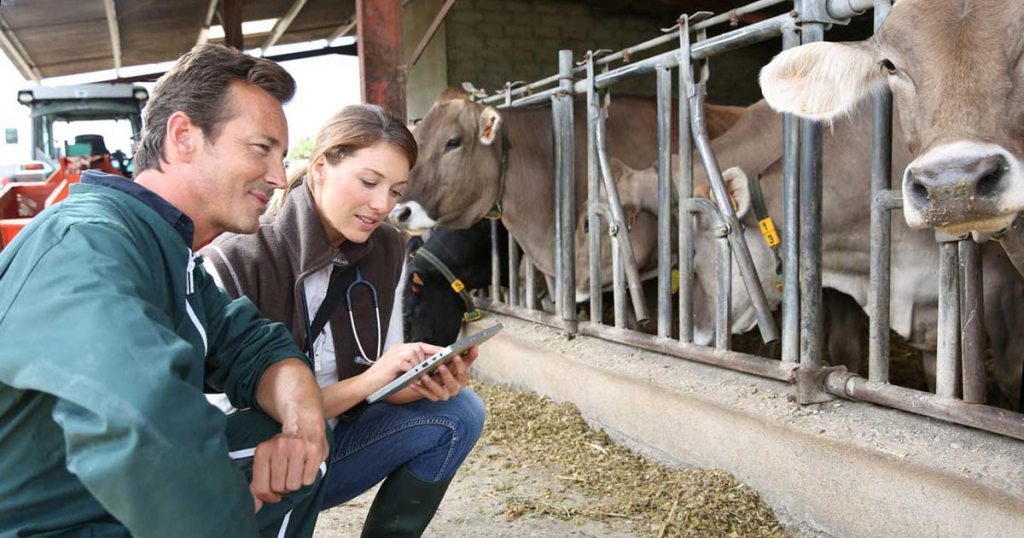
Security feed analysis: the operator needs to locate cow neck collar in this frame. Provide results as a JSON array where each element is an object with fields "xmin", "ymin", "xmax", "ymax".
[
  {"xmin": 483, "ymin": 131, "xmax": 511, "ymax": 220},
  {"xmin": 410, "ymin": 245, "xmax": 483, "ymax": 322},
  {"xmin": 746, "ymin": 171, "xmax": 784, "ymax": 290}
]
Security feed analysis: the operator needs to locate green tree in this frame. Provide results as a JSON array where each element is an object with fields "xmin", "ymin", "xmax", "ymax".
[{"xmin": 289, "ymin": 137, "xmax": 314, "ymax": 160}]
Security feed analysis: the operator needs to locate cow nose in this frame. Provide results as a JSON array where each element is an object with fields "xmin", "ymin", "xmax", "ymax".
[
  {"xmin": 906, "ymin": 153, "xmax": 1009, "ymax": 209},
  {"xmin": 392, "ymin": 205, "xmax": 412, "ymax": 224}
]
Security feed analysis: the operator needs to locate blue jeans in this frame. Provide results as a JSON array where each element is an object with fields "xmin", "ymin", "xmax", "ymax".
[{"xmin": 320, "ymin": 388, "xmax": 485, "ymax": 509}]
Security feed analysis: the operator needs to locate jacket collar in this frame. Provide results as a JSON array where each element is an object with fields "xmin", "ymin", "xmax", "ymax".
[{"xmin": 272, "ymin": 178, "xmax": 376, "ymax": 281}]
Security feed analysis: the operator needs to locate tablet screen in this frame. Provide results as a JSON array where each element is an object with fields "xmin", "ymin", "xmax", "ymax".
[{"xmin": 365, "ymin": 323, "xmax": 503, "ymax": 404}]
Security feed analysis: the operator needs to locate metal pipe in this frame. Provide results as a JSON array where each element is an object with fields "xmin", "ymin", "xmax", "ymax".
[
  {"xmin": 263, "ymin": 0, "xmax": 309, "ymax": 52},
  {"xmin": 936, "ymin": 240, "xmax": 960, "ymax": 399},
  {"xmin": 479, "ymin": 296, "xmax": 799, "ymax": 381},
  {"xmin": 408, "ymin": 0, "xmax": 456, "ymax": 68},
  {"xmin": 994, "ymin": 217, "xmax": 1024, "ymax": 280},
  {"xmin": 490, "ymin": 219, "xmax": 501, "ymax": 301},
  {"xmin": 554, "ymin": 50, "xmax": 578, "ymax": 331},
  {"xmin": 586, "ymin": 54, "xmax": 604, "ymax": 324},
  {"xmin": 959, "ymin": 240, "xmax": 985, "ymax": 404},
  {"xmin": 509, "ymin": 239, "xmax": 520, "ymax": 307},
  {"xmin": 656, "ymin": 66, "xmax": 673, "ymax": 337},
  {"xmin": 677, "ymin": 59, "xmax": 695, "ymax": 343},
  {"xmin": 525, "ymin": 261, "xmax": 537, "ymax": 310},
  {"xmin": 799, "ymin": 22, "xmax": 825, "ymax": 367},
  {"xmin": 781, "ymin": 26, "xmax": 801, "ymax": 364},
  {"xmin": 596, "ymin": 108, "xmax": 651, "ymax": 326},
  {"xmin": 827, "ymin": 0, "xmax": 874, "ymax": 20},
  {"xmin": 691, "ymin": 85, "xmax": 780, "ymax": 343},
  {"xmin": 825, "ymin": 372, "xmax": 1024, "ymax": 441},
  {"xmin": 580, "ymin": 15, "xmax": 796, "ymax": 94},
  {"xmin": 868, "ymin": 0, "xmax": 894, "ymax": 383},
  {"xmin": 716, "ymin": 232, "xmax": 733, "ymax": 351},
  {"xmin": 613, "ymin": 232, "xmax": 627, "ymax": 327}
]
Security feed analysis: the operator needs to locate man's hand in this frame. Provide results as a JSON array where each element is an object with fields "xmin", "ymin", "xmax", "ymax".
[
  {"xmin": 408, "ymin": 345, "xmax": 478, "ymax": 402},
  {"xmin": 250, "ymin": 416, "xmax": 328, "ymax": 511}
]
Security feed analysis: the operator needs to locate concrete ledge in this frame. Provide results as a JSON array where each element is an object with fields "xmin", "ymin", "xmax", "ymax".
[{"xmin": 470, "ymin": 314, "xmax": 1024, "ymax": 538}]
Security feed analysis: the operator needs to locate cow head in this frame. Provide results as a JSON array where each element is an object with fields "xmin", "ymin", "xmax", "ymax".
[
  {"xmin": 760, "ymin": 0, "xmax": 1024, "ymax": 237},
  {"xmin": 389, "ymin": 88, "xmax": 506, "ymax": 234},
  {"xmin": 402, "ymin": 220, "xmax": 509, "ymax": 346}
]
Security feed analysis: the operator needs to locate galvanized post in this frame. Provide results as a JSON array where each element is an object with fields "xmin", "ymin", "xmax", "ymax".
[
  {"xmin": 553, "ymin": 49, "xmax": 577, "ymax": 332},
  {"xmin": 959, "ymin": 240, "xmax": 985, "ymax": 403},
  {"xmin": 716, "ymin": 231, "xmax": 733, "ymax": 350},
  {"xmin": 677, "ymin": 16, "xmax": 696, "ymax": 343},
  {"xmin": 525, "ymin": 261, "xmax": 537, "ymax": 310},
  {"xmin": 936, "ymin": 240, "xmax": 960, "ymax": 399},
  {"xmin": 868, "ymin": 0, "xmax": 893, "ymax": 383},
  {"xmin": 656, "ymin": 65, "xmax": 673, "ymax": 337},
  {"xmin": 781, "ymin": 25, "xmax": 801, "ymax": 364},
  {"xmin": 612, "ymin": 231, "xmax": 626, "ymax": 328},
  {"xmin": 490, "ymin": 219, "xmax": 501, "ymax": 301},
  {"xmin": 798, "ymin": 15, "xmax": 825, "ymax": 370},
  {"xmin": 504, "ymin": 83, "xmax": 520, "ymax": 308},
  {"xmin": 586, "ymin": 52, "xmax": 604, "ymax": 324}
]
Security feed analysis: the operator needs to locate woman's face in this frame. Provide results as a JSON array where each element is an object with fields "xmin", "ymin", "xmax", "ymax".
[{"xmin": 312, "ymin": 142, "xmax": 410, "ymax": 245}]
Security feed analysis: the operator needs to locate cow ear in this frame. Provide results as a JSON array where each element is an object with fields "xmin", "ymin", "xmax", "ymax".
[
  {"xmin": 722, "ymin": 167, "xmax": 751, "ymax": 219},
  {"xmin": 760, "ymin": 41, "xmax": 884, "ymax": 121},
  {"xmin": 479, "ymin": 107, "xmax": 503, "ymax": 145},
  {"xmin": 608, "ymin": 157, "xmax": 629, "ymax": 180}
]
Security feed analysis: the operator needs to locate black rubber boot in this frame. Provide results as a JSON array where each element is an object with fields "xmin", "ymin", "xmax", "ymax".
[{"xmin": 360, "ymin": 466, "xmax": 452, "ymax": 538}]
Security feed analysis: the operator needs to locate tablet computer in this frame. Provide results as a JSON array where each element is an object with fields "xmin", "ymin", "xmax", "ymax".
[{"xmin": 366, "ymin": 322, "xmax": 503, "ymax": 404}]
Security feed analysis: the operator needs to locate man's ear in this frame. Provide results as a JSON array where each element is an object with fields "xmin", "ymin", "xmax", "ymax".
[
  {"xmin": 479, "ymin": 107, "xmax": 502, "ymax": 145},
  {"xmin": 166, "ymin": 111, "xmax": 198, "ymax": 164}
]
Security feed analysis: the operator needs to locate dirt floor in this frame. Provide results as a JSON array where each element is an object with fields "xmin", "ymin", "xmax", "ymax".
[{"xmin": 315, "ymin": 381, "xmax": 787, "ymax": 538}]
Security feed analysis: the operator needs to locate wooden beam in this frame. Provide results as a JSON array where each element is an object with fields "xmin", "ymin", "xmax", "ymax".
[
  {"xmin": 222, "ymin": 0, "xmax": 244, "ymax": 50},
  {"xmin": 327, "ymin": 17, "xmax": 357, "ymax": 43},
  {"xmin": 262, "ymin": 0, "xmax": 308, "ymax": 53},
  {"xmin": 197, "ymin": 0, "xmax": 220, "ymax": 46},
  {"xmin": 409, "ymin": 0, "xmax": 455, "ymax": 68},
  {"xmin": 102, "ymin": 0, "xmax": 122, "ymax": 71},
  {"xmin": 0, "ymin": 13, "xmax": 40, "ymax": 81},
  {"xmin": 357, "ymin": 0, "xmax": 406, "ymax": 121}
]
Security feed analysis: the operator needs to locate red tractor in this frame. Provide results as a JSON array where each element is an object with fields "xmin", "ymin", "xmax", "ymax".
[{"xmin": 0, "ymin": 83, "xmax": 146, "ymax": 250}]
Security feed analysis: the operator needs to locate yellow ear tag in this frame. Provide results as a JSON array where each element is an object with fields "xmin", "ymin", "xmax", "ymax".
[
  {"xmin": 671, "ymin": 268, "xmax": 680, "ymax": 294},
  {"xmin": 451, "ymin": 279, "xmax": 466, "ymax": 293},
  {"xmin": 758, "ymin": 217, "xmax": 781, "ymax": 248},
  {"xmin": 412, "ymin": 272, "xmax": 424, "ymax": 286}
]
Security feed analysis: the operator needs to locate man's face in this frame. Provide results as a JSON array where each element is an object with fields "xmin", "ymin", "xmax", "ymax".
[{"xmin": 193, "ymin": 82, "xmax": 288, "ymax": 236}]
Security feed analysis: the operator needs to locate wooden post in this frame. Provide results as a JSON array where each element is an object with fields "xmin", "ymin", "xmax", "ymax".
[
  {"xmin": 357, "ymin": 0, "xmax": 406, "ymax": 121},
  {"xmin": 222, "ymin": 0, "xmax": 244, "ymax": 50}
]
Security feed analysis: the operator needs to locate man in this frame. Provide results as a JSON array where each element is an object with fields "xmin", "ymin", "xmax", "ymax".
[{"xmin": 0, "ymin": 44, "xmax": 328, "ymax": 537}]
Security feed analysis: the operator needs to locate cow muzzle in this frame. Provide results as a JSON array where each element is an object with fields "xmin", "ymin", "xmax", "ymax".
[
  {"xmin": 388, "ymin": 201, "xmax": 437, "ymax": 235},
  {"xmin": 902, "ymin": 142, "xmax": 1024, "ymax": 236}
]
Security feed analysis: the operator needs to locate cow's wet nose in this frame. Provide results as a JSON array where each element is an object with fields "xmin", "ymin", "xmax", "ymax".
[
  {"xmin": 906, "ymin": 153, "xmax": 1009, "ymax": 209},
  {"xmin": 391, "ymin": 205, "xmax": 412, "ymax": 225}
]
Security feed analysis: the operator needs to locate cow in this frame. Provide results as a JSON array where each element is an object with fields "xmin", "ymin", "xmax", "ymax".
[
  {"xmin": 758, "ymin": 0, "xmax": 1024, "ymax": 239},
  {"xmin": 616, "ymin": 99, "xmax": 1024, "ymax": 408},
  {"xmin": 402, "ymin": 220, "xmax": 509, "ymax": 346},
  {"xmin": 389, "ymin": 88, "xmax": 746, "ymax": 299}
]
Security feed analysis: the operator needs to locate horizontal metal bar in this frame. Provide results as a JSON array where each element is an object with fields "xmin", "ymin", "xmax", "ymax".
[
  {"xmin": 827, "ymin": 0, "xmax": 873, "ymax": 20},
  {"xmin": 826, "ymin": 372, "xmax": 1024, "ymax": 441},
  {"xmin": 578, "ymin": 14, "xmax": 796, "ymax": 93},
  {"xmin": 476, "ymin": 298, "xmax": 797, "ymax": 382}
]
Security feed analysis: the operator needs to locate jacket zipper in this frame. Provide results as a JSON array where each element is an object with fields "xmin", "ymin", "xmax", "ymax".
[{"xmin": 185, "ymin": 249, "xmax": 209, "ymax": 354}]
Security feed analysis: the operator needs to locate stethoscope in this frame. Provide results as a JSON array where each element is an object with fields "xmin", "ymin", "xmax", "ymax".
[
  {"xmin": 304, "ymin": 266, "xmax": 382, "ymax": 367},
  {"xmin": 347, "ymin": 268, "xmax": 382, "ymax": 366}
]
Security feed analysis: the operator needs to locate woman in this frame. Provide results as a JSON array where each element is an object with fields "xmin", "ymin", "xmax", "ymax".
[{"xmin": 201, "ymin": 104, "xmax": 485, "ymax": 536}]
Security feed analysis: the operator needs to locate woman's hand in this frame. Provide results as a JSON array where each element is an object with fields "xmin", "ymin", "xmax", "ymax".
[
  {"xmin": 363, "ymin": 342, "xmax": 444, "ymax": 390},
  {"xmin": 407, "ymin": 345, "xmax": 479, "ymax": 402}
]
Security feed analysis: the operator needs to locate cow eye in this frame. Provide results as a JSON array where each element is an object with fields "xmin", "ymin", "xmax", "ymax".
[
  {"xmin": 445, "ymin": 137, "xmax": 462, "ymax": 151},
  {"xmin": 880, "ymin": 59, "xmax": 898, "ymax": 76}
]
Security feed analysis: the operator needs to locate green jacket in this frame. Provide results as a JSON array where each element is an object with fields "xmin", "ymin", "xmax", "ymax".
[{"xmin": 0, "ymin": 173, "xmax": 306, "ymax": 536}]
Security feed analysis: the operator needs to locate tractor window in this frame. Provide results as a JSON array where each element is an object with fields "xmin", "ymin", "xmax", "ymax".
[{"xmin": 52, "ymin": 119, "xmax": 135, "ymax": 160}]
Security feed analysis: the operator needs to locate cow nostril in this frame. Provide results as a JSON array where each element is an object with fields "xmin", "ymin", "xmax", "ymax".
[
  {"xmin": 907, "ymin": 171, "xmax": 930, "ymax": 206},
  {"xmin": 975, "ymin": 157, "xmax": 1008, "ymax": 198},
  {"xmin": 397, "ymin": 206, "xmax": 412, "ymax": 223}
]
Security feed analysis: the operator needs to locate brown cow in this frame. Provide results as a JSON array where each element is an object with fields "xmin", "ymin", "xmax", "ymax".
[
  {"xmin": 389, "ymin": 88, "xmax": 745, "ymax": 296},
  {"xmin": 759, "ymin": 0, "xmax": 1024, "ymax": 238}
]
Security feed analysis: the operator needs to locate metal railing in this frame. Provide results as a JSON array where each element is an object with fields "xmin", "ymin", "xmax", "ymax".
[{"xmin": 463, "ymin": 0, "xmax": 1023, "ymax": 441}]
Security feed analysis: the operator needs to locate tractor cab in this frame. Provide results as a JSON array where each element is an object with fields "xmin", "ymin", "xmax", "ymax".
[{"xmin": 0, "ymin": 83, "xmax": 146, "ymax": 250}]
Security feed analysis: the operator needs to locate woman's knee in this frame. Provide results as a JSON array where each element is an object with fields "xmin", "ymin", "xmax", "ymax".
[{"xmin": 448, "ymin": 387, "xmax": 486, "ymax": 445}]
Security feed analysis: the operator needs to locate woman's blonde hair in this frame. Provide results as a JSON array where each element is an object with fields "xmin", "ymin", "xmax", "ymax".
[{"xmin": 267, "ymin": 104, "xmax": 417, "ymax": 214}]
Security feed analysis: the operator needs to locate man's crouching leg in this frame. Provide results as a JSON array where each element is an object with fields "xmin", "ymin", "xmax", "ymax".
[{"xmin": 226, "ymin": 409, "xmax": 331, "ymax": 538}]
